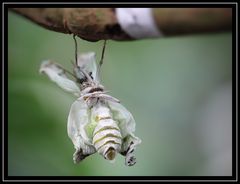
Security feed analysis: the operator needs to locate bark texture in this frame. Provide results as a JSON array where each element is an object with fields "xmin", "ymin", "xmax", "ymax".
[{"xmin": 10, "ymin": 8, "xmax": 232, "ymax": 41}]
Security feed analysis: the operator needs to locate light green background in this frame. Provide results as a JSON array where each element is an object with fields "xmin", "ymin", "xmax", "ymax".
[{"xmin": 8, "ymin": 11, "xmax": 232, "ymax": 176}]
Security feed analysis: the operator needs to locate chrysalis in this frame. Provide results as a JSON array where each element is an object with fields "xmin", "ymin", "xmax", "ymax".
[{"xmin": 39, "ymin": 37, "xmax": 141, "ymax": 166}]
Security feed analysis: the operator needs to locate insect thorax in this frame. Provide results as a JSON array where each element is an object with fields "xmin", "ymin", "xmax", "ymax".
[{"xmin": 80, "ymin": 84, "xmax": 105, "ymax": 96}]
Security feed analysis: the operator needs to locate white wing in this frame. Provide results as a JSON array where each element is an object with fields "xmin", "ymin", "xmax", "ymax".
[
  {"xmin": 40, "ymin": 60, "xmax": 81, "ymax": 97},
  {"xmin": 67, "ymin": 98, "xmax": 96, "ymax": 163},
  {"xmin": 107, "ymin": 100, "xmax": 136, "ymax": 138},
  {"xmin": 67, "ymin": 98, "xmax": 94, "ymax": 147},
  {"xmin": 76, "ymin": 52, "xmax": 99, "ymax": 82}
]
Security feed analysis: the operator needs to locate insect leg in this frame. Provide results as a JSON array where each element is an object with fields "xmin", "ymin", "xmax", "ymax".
[
  {"xmin": 72, "ymin": 135, "xmax": 96, "ymax": 164},
  {"xmin": 72, "ymin": 35, "xmax": 94, "ymax": 84},
  {"xmin": 99, "ymin": 40, "xmax": 107, "ymax": 67},
  {"xmin": 73, "ymin": 34, "xmax": 78, "ymax": 66},
  {"xmin": 98, "ymin": 94, "xmax": 120, "ymax": 103},
  {"xmin": 120, "ymin": 133, "xmax": 141, "ymax": 166},
  {"xmin": 73, "ymin": 148, "xmax": 90, "ymax": 164},
  {"xmin": 96, "ymin": 40, "xmax": 107, "ymax": 84}
]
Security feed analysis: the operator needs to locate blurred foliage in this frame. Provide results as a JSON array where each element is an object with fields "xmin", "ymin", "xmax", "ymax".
[{"xmin": 8, "ymin": 11, "xmax": 232, "ymax": 176}]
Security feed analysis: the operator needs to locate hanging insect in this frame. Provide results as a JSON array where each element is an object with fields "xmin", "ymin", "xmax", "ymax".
[{"xmin": 39, "ymin": 36, "xmax": 141, "ymax": 166}]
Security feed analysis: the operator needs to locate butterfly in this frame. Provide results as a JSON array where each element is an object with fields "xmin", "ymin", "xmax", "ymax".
[{"xmin": 39, "ymin": 37, "xmax": 141, "ymax": 166}]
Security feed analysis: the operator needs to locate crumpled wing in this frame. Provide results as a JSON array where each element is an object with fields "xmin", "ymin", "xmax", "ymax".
[
  {"xmin": 107, "ymin": 100, "xmax": 141, "ymax": 166},
  {"xmin": 40, "ymin": 60, "xmax": 81, "ymax": 97},
  {"xmin": 67, "ymin": 98, "xmax": 96, "ymax": 163},
  {"xmin": 107, "ymin": 100, "xmax": 137, "ymax": 138},
  {"xmin": 76, "ymin": 52, "xmax": 99, "ymax": 82},
  {"xmin": 108, "ymin": 101, "xmax": 141, "ymax": 166}
]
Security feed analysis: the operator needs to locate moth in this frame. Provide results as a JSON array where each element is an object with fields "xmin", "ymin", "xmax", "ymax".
[{"xmin": 39, "ymin": 37, "xmax": 141, "ymax": 166}]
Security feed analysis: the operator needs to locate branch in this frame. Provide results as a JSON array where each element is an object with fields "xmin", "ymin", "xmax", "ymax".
[
  {"xmin": 152, "ymin": 8, "xmax": 232, "ymax": 36},
  {"xmin": 10, "ymin": 8, "xmax": 232, "ymax": 41}
]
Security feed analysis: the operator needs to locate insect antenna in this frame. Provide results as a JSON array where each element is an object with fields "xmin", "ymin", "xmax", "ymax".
[
  {"xmin": 53, "ymin": 61, "xmax": 77, "ymax": 80},
  {"xmin": 63, "ymin": 67, "xmax": 78, "ymax": 80}
]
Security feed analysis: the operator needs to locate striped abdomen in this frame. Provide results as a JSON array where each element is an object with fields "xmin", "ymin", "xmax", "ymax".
[{"xmin": 92, "ymin": 117, "xmax": 122, "ymax": 160}]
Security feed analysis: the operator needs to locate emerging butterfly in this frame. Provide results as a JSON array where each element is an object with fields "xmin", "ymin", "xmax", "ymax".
[{"xmin": 39, "ymin": 36, "xmax": 141, "ymax": 166}]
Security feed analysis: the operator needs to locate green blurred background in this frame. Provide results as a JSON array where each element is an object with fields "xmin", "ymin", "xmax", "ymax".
[{"xmin": 8, "ymin": 11, "xmax": 232, "ymax": 176}]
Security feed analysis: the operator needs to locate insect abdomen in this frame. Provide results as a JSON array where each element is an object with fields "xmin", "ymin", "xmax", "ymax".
[{"xmin": 92, "ymin": 118, "xmax": 122, "ymax": 160}]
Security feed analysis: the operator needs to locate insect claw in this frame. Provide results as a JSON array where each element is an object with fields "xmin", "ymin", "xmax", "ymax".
[
  {"xmin": 125, "ymin": 154, "xmax": 136, "ymax": 166},
  {"xmin": 73, "ymin": 148, "xmax": 89, "ymax": 164}
]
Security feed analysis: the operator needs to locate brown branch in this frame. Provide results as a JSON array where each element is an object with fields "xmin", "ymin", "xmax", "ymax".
[
  {"xmin": 152, "ymin": 8, "xmax": 232, "ymax": 36},
  {"xmin": 10, "ymin": 8, "xmax": 130, "ymax": 41},
  {"xmin": 10, "ymin": 8, "xmax": 232, "ymax": 42}
]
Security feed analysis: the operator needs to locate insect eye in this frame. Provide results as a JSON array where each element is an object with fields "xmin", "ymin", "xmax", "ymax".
[
  {"xmin": 78, "ymin": 76, "xmax": 87, "ymax": 84},
  {"xmin": 79, "ymin": 78, "xmax": 85, "ymax": 84}
]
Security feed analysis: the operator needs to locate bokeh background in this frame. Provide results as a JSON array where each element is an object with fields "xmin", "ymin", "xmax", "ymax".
[{"xmin": 8, "ymin": 10, "xmax": 232, "ymax": 176}]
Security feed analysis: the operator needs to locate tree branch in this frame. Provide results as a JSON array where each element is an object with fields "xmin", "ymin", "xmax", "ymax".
[
  {"xmin": 10, "ymin": 8, "xmax": 232, "ymax": 42},
  {"xmin": 152, "ymin": 8, "xmax": 232, "ymax": 36}
]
